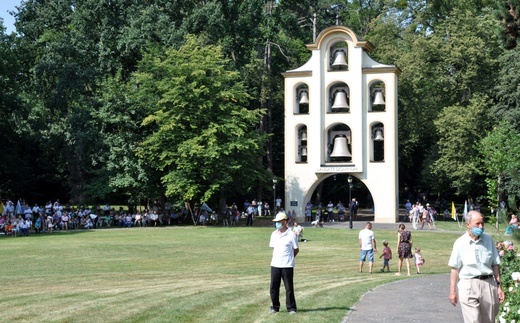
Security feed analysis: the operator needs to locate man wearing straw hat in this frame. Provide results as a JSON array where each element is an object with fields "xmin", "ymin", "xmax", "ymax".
[{"xmin": 269, "ymin": 212, "xmax": 299, "ymax": 314}]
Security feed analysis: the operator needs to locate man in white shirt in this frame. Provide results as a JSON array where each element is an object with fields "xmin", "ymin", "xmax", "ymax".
[
  {"xmin": 124, "ymin": 214, "xmax": 133, "ymax": 227},
  {"xmin": 103, "ymin": 204, "xmax": 111, "ymax": 216},
  {"xmin": 269, "ymin": 212, "xmax": 299, "ymax": 314},
  {"xmin": 275, "ymin": 197, "xmax": 282, "ymax": 212},
  {"xmin": 32, "ymin": 204, "xmax": 40, "ymax": 219},
  {"xmin": 53, "ymin": 199, "xmax": 60, "ymax": 211},
  {"xmin": 327, "ymin": 201, "xmax": 334, "ymax": 222},
  {"xmin": 150, "ymin": 210, "xmax": 159, "ymax": 226},
  {"xmin": 61, "ymin": 212, "xmax": 70, "ymax": 230},
  {"xmin": 45, "ymin": 201, "xmax": 52, "ymax": 216},
  {"xmin": 448, "ymin": 211, "xmax": 504, "ymax": 322},
  {"xmin": 18, "ymin": 218, "xmax": 30, "ymax": 236},
  {"xmin": 358, "ymin": 222, "xmax": 377, "ymax": 273},
  {"xmin": 24, "ymin": 206, "xmax": 33, "ymax": 221},
  {"xmin": 89, "ymin": 213, "xmax": 98, "ymax": 228}
]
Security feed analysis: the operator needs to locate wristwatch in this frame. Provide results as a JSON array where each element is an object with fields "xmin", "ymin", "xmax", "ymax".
[{"xmin": 496, "ymin": 281, "xmax": 501, "ymax": 286}]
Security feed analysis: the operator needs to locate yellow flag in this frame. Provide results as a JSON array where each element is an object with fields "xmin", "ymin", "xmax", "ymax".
[
  {"xmin": 451, "ymin": 202, "xmax": 456, "ymax": 220},
  {"xmin": 0, "ymin": 201, "xmax": 4, "ymax": 215}
]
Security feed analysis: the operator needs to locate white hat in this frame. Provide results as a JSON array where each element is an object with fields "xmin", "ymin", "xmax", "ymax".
[{"xmin": 273, "ymin": 212, "xmax": 288, "ymax": 222}]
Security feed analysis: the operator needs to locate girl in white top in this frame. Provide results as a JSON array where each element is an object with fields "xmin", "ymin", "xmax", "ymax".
[{"xmin": 414, "ymin": 247, "xmax": 425, "ymax": 274}]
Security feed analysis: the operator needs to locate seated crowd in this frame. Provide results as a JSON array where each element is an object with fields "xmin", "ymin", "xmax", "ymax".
[{"xmin": 0, "ymin": 199, "xmax": 191, "ymax": 236}]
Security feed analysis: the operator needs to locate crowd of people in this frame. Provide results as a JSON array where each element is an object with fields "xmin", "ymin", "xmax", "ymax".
[
  {"xmin": 0, "ymin": 199, "xmax": 204, "ymax": 236},
  {"xmin": 404, "ymin": 200, "xmax": 437, "ymax": 230},
  {"xmin": 297, "ymin": 199, "xmax": 360, "ymax": 226},
  {"xmin": 0, "ymin": 197, "xmax": 288, "ymax": 236},
  {"xmin": 3, "ymin": 195, "xmax": 485, "ymax": 237}
]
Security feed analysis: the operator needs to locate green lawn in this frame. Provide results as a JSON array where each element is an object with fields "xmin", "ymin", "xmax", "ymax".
[{"xmin": 0, "ymin": 221, "xmax": 499, "ymax": 322}]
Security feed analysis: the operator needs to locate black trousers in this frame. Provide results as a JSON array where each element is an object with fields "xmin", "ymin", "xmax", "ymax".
[{"xmin": 270, "ymin": 266, "xmax": 297, "ymax": 312}]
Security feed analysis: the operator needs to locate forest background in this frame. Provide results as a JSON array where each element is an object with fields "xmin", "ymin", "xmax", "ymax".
[{"xmin": 1, "ymin": 0, "xmax": 520, "ymax": 212}]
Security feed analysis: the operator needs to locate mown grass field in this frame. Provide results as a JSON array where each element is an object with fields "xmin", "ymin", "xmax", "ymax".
[{"xmin": 0, "ymin": 220, "xmax": 494, "ymax": 322}]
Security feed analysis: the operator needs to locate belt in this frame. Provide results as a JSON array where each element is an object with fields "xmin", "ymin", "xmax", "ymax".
[{"xmin": 471, "ymin": 274, "xmax": 493, "ymax": 280}]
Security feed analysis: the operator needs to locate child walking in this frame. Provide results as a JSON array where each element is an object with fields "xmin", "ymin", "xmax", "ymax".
[
  {"xmin": 379, "ymin": 240, "xmax": 392, "ymax": 272},
  {"xmin": 414, "ymin": 247, "xmax": 425, "ymax": 274}
]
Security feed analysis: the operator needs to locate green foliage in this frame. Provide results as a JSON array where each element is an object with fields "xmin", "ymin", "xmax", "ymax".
[
  {"xmin": 479, "ymin": 121, "xmax": 520, "ymax": 208},
  {"xmin": 494, "ymin": 0, "xmax": 520, "ymax": 48},
  {"xmin": 0, "ymin": 29, "xmax": 26, "ymax": 197},
  {"xmin": 2, "ymin": 0, "xmax": 519, "ymax": 210},
  {"xmin": 432, "ymin": 94, "xmax": 492, "ymax": 195},
  {"xmin": 89, "ymin": 74, "xmax": 161, "ymax": 205},
  {"xmin": 134, "ymin": 35, "xmax": 268, "ymax": 203},
  {"xmin": 496, "ymin": 240, "xmax": 520, "ymax": 322},
  {"xmin": 338, "ymin": 0, "xmax": 385, "ymax": 36},
  {"xmin": 492, "ymin": 47, "xmax": 520, "ymax": 129},
  {"xmin": 390, "ymin": 8, "xmax": 502, "ymax": 195}
]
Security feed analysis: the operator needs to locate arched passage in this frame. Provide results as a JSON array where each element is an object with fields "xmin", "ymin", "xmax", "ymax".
[{"xmin": 297, "ymin": 174, "xmax": 375, "ymax": 223}]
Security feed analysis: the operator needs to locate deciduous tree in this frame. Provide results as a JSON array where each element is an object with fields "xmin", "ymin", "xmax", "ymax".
[{"xmin": 133, "ymin": 35, "xmax": 268, "ymax": 204}]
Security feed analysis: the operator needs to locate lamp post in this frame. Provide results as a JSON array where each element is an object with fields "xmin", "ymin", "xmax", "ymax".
[
  {"xmin": 348, "ymin": 175, "xmax": 353, "ymax": 229},
  {"xmin": 403, "ymin": 184, "xmax": 409, "ymax": 222},
  {"xmin": 272, "ymin": 177, "xmax": 278, "ymax": 216}
]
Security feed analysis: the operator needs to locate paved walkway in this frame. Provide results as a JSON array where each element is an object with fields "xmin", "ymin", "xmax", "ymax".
[
  {"xmin": 315, "ymin": 221, "xmax": 464, "ymax": 322},
  {"xmin": 342, "ymin": 274, "xmax": 463, "ymax": 322}
]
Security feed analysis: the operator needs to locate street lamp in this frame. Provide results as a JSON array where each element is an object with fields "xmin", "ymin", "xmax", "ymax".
[
  {"xmin": 272, "ymin": 177, "xmax": 278, "ymax": 215},
  {"xmin": 348, "ymin": 175, "xmax": 353, "ymax": 229}
]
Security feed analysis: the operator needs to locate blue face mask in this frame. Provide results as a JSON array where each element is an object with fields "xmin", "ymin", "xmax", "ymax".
[
  {"xmin": 471, "ymin": 227, "xmax": 484, "ymax": 237},
  {"xmin": 275, "ymin": 222, "xmax": 283, "ymax": 230}
]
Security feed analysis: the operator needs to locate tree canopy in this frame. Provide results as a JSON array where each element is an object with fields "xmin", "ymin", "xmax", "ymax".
[
  {"xmin": 1, "ymin": 0, "xmax": 520, "ymax": 211},
  {"xmin": 133, "ymin": 35, "xmax": 268, "ymax": 204}
]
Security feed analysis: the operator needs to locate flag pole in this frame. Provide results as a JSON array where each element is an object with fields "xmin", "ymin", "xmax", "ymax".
[{"xmin": 451, "ymin": 201, "xmax": 461, "ymax": 229}]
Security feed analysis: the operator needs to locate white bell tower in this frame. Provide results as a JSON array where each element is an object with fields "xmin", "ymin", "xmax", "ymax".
[{"xmin": 282, "ymin": 26, "xmax": 401, "ymax": 223}]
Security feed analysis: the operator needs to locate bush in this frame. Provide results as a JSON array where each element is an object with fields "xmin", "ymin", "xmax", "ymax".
[{"xmin": 497, "ymin": 240, "xmax": 520, "ymax": 322}]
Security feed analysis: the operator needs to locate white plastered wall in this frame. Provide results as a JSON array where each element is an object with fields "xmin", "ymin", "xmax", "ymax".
[{"xmin": 282, "ymin": 26, "xmax": 400, "ymax": 223}]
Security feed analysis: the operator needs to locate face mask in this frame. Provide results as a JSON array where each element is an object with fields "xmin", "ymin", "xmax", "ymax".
[
  {"xmin": 471, "ymin": 227, "xmax": 484, "ymax": 237},
  {"xmin": 275, "ymin": 222, "xmax": 283, "ymax": 230}
]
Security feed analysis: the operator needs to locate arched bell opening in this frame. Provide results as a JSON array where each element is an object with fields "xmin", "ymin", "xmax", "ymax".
[
  {"xmin": 326, "ymin": 124, "xmax": 352, "ymax": 163},
  {"xmin": 329, "ymin": 41, "xmax": 348, "ymax": 71},
  {"xmin": 370, "ymin": 122, "xmax": 384, "ymax": 162},
  {"xmin": 369, "ymin": 81, "xmax": 386, "ymax": 112},
  {"xmin": 295, "ymin": 84, "xmax": 309, "ymax": 114},
  {"xmin": 296, "ymin": 125, "xmax": 308, "ymax": 163},
  {"xmin": 328, "ymin": 83, "xmax": 350, "ymax": 113}
]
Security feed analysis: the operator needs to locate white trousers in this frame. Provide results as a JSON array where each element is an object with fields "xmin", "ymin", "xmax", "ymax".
[{"xmin": 458, "ymin": 277, "xmax": 499, "ymax": 323}]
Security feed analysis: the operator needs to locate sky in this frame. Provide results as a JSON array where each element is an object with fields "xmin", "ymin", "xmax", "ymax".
[{"xmin": 0, "ymin": 1, "xmax": 21, "ymax": 34}]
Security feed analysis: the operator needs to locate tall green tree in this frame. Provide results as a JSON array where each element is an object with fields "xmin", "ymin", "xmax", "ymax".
[
  {"xmin": 133, "ymin": 35, "xmax": 268, "ymax": 205},
  {"xmin": 370, "ymin": 7, "xmax": 502, "ymax": 195},
  {"xmin": 479, "ymin": 122, "xmax": 520, "ymax": 209},
  {"xmin": 6, "ymin": 0, "xmax": 515, "ymax": 208},
  {"xmin": 12, "ymin": 0, "xmax": 195, "ymax": 203},
  {"xmin": 484, "ymin": 46, "xmax": 520, "ymax": 208},
  {"xmin": 88, "ymin": 74, "xmax": 161, "ymax": 205},
  {"xmin": 0, "ymin": 23, "xmax": 28, "ymax": 198},
  {"xmin": 432, "ymin": 94, "xmax": 492, "ymax": 196},
  {"xmin": 492, "ymin": 47, "xmax": 520, "ymax": 128},
  {"xmin": 424, "ymin": 8, "xmax": 502, "ymax": 197}
]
